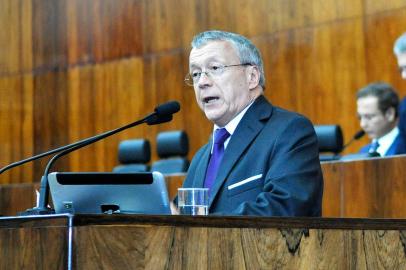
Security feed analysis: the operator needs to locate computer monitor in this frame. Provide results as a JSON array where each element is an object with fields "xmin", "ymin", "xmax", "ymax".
[{"xmin": 48, "ymin": 171, "xmax": 171, "ymax": 214}]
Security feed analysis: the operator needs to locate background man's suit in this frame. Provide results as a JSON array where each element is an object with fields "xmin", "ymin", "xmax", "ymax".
[
  {"xmin": 182, "ymin": 95, "xmax": 323, "ymax": 216},
  {"xmin": 359, "ymin": 134, "xmax": 406, "ymax": 156}
]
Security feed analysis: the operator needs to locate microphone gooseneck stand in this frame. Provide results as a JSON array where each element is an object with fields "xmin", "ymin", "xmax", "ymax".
[{"xmin": 0, "ymin": 101, "xmax": 181, "ymax": 215}]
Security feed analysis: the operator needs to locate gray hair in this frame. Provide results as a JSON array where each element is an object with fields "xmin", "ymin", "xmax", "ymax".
[
  {"xmin": 191, "ymin": 30, "xmax": 266, "ymax": 88},
  {"xmin": 393, "ymin": 32, "xmax": 406, "ymax": 55}
]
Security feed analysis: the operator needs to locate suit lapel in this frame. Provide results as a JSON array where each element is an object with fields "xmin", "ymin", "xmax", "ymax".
[
  {"xmin": 193, "ymin": 143, "xmax": 212, "ymax": 188},
  {"xmin": 208, "ymin": 96, "xmax": 273, "ymax": 206},
  {"xmin": 386, "ymin": 135, "xmax": 399, "ymax": 155}
]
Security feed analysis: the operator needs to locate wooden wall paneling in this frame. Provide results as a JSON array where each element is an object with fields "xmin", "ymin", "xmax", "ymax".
[
  {"xmin": 66, "ymin": 65, "xmax": 98, "ymax": 172},
  {"xmin": 0, "ymin": 75, "xmax": 33, "ymax": 184},
  {"xmin": 312, "ymin": 0, "xmax": 363, "ymax": 24},
  {"xmin": 327, "ymin": 18, "xmax": 368, "ymax": 153},
  {"xmin": 177, "ymin": 0, "xmax": 209, "ymax": 48},
  {"xmin": 90, "ymin": 0, "xmax": 143, "ymax": 62},
  {"xmin": 363, "ymin": 8, "xmax": 406, "ymax": 95},
  {"xmin": 66, "ymin": 59, "xmax": 147, "ymax": 172},
  {"xmin": 269, "ymin": 0, "xmax": 313, "ymax": 31},
  {"xmin": 365, "ymin": 0, "xmax": 406, "ymax": 15},
  {"xmin": 32, "ymin": 0, "xmax": 68, "ymax": 70},
  {"xmin": 260, "ymin": 31, "xmax": 299, "ymax": 111},
  {"xmin": 142, "ymin": 0, "xmax": 183, "ymax": 54},
  {"xmin": 228, "ymin": 0, "xmax": 270, "ymax": 37},
  {"xmin": 207, "ymin": 0, "xmax": 237, "ymax": 32},
  {"xmin": 292, "ymin": 25, "xmax": 337, "ymax": 120},
  {"xmin": 0, "ymin": 0, "xmax": 32, "ymax": 74},
  {"xmin": 33, "ymin": 70, "xmax": 69, "ymax": 181}
]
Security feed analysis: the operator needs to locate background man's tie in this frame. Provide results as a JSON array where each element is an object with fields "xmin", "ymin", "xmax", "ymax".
[
  {"xmin": 204, "ymin": 128, "xmax": 230, "ymax": 190},
  {"xmin": 368, "ymin": 141, "xmax": 380, "ymax": 156}
]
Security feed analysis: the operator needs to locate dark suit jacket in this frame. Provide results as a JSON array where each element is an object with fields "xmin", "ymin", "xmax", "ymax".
[
  {"xmin": 359, "ymin": 133, "xmax": 406, "ymax": 156},
  {"xmin": 182, "ymin": 95, "xmax": 323, "ymax": 216}
]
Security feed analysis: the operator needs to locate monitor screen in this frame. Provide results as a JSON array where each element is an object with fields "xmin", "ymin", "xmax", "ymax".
[{"xmin": 48, "ymin": 171, "xmax": 171, "ymax": 215}]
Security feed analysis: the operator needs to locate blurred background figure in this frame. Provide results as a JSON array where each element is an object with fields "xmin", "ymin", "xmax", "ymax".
[{"xmin": 357, "ymin": 82, "xmax": 406, "ymax": 156}]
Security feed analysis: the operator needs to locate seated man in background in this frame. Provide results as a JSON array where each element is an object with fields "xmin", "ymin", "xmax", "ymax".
[
  {"xmin": 393, "ymin": 32, "xmax": 406, "ymax": 140},
  {"xmin": 357, "ymin": 82, "xmax": 406, "ymax": 156},
  {"xmin": 175, "ymin": 30, "xmax": 323, "ymax": 216},
  {"xmin": 394, "ymin": 32, "xmax": 406, "ymax": 80}
]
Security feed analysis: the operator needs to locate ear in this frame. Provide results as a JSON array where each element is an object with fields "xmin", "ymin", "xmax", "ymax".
[
  {"xmin": 246, "ymin": 65, "xmax": 260, "ymax": 90},
  {"xmin": 385, "ymin": 107, "xmax": 396, "ymax": 122}
]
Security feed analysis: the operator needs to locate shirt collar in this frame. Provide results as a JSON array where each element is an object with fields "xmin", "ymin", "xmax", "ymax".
[
  {"xmin": 375, "ymin": 126, "xmax": 399, "ymax": 156},
  {"xmin": 210, "ymin": 101, "xmax": 254, "ymax": 152}
]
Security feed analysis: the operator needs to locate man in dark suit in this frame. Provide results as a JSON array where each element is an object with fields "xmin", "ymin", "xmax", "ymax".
[
  {"xmin": 175, "ymin": 30, "xmax": 323, "ymax": 216},
  {"xmin": 357, "ymin": 82, "xmax": 406, "ymax": 156},
  {"xmin": 394, "ymin": 32, "xmax": 406, "ymax": 81},
  {"xmin": 393, "ymin": 33, "xmax": 406, "ymax": 143}
]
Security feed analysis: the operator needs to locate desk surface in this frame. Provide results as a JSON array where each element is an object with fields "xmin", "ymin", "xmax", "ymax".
[{"xmin": 1, "ymin": 214, "xmax": 406, "ymax": 230}]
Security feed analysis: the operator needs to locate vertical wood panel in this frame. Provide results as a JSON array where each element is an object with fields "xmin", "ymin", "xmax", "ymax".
[
  {"xmin": 365, "ymin": 0, "xmax": 406, "ymax": 15},
  {"xmin": 0, "ymin": 0, "xmax": 32, "ymax": 74},
  {"xmin": 0, "ymin": 75, "xmax": 33, "ymax": 184}
]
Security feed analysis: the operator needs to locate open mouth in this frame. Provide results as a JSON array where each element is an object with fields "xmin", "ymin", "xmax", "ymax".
[{"xmin": 203, "ymin": 96, "xmax": 219, "ymax": 104}]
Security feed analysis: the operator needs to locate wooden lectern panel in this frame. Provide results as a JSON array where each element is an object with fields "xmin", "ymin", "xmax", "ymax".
[
  {"xmin": 1, "ymin": 215, "xmax": 406, "ymax": 269},
  {"xmin": 0, "ymin": 216, "xmax": 69, "ymax": 270},
  {"xmin": 71, "ymin": 216, "xmax": 406, "ymax": 269}
]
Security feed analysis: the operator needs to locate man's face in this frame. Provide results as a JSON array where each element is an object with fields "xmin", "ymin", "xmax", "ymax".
[
  {"xmin": 357, "ymin": 96, "xmax": 395, "ymax": 139},
  {"xmin": 396, "ymin": 53, "xmax": 406, "ymax": 79},
  {"xmin": 189, "ymin": 41, "xmax": 256, "ymax": 127}
]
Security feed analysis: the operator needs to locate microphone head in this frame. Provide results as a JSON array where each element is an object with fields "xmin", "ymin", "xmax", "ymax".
[
  {"xmin": 354, "ymin": 130, "xmax": 365, "ymax": 140},
  {"xmin": 154, "ymin": 101, "xmax": 180, "ymax": 116},
  {"xmin": 146, "ymin": 114, "xmax": 173, "ymax": 125}
]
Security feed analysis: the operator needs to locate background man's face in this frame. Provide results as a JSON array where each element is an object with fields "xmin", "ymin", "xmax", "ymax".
[
  {"xmin": 357, "ymin": 96, "xmax": 394, "ymax": 139},
  {"xmin": 396, "ymin": 53, "xmax": 406, "ymax": 79},
  {"xmin": 189, "ymin": 40, "xmax": 253, "ymax": 127}
]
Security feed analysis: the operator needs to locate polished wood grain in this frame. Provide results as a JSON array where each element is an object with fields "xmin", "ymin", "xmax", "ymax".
[
  {"xmin": 3, "ymin": 215, "xmax": 404, "ymax": 269},
  {"xmin": 322, "ymin": 155, "xmax": 406, "ymax": 218},
  {"xmin": 2, "ymin": 1, "xmax": 406, "ymax": 185},
  {"xmin": 0, "ymin": 215, "xmax": 68, "ymax": 270}
]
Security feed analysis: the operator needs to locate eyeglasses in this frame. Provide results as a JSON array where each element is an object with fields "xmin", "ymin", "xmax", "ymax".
[{"xmin": 184, "ymin": 63, "xmax": 252, "ymax": 86}]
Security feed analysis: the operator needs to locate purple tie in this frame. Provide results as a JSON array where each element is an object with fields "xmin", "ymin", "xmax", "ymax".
[{"xmin": 204, "ymin": 128, "xmax": 230, "ymax": 191}]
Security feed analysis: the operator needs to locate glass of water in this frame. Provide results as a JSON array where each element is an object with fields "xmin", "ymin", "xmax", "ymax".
[{"xmin": 177, "ymin": 188, "xmax": 209, "ymax": 215}]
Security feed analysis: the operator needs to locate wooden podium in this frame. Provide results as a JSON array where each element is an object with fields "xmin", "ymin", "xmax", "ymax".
[{"xmin": 0, "ymin": 214, "xmax": 405, "ymax": 269}]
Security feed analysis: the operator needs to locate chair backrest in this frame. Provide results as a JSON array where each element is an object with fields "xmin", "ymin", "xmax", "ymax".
[
  {"xmin": 151, "ymin": 130, "xmax": 189, "ymax": 174},
  {"xmin": 314, "ymin": 125, "xmax": 344, "ymax": 153},
  {"xmin": 113, "ymin": 139, "xmax": 151, "ymax": 172},
  {"xmin": 314, "ymin": 125, "xmax": 344, "ymax": 162}
]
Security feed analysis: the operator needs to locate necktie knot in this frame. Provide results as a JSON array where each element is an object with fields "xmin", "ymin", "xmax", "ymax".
[
  {"xmin": 369, "ymin": 141, "xmax": 380, "ymax": 154},
  {"xmin": 214, "ymin": 128, "xmax": 230, "ymax": 145}
]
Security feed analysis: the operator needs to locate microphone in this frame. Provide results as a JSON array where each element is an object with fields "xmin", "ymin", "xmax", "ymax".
[
  {"xmin": 0, "ymin": 100, "xmax": 180, "ymax": 215},
  {"xmin": 339, "ymin": 130, "xmax": 365, "ymax": 153},
  {"xmin": 145, "ymin": 101, "xmax": 180, "ymax": 125}
]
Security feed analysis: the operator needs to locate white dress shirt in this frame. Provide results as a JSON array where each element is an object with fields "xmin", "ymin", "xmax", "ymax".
[
  {"xmin": 210, "ymin": 102, "xmax": 254, "ymax": 153},
  {"xmin": 375, "ymin": 126, "xmax": 399, "ymax": 156}
]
